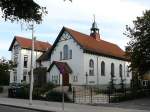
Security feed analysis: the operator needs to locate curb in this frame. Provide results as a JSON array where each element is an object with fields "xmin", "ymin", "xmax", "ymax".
[{"xmin": 0, "ymin": 103, "xmax": 55, "ymax": 112}]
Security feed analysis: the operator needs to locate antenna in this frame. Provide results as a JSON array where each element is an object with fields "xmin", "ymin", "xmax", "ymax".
[{"xmin": 93, "ymin": 14, "xmax": 95, "ymax": 23}]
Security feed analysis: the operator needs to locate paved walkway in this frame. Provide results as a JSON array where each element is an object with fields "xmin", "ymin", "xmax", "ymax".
[{"xmin": 0, "ymin": 97, "xmax": 149, "ymax": 112}]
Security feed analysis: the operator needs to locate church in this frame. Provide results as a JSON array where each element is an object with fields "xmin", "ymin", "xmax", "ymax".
[
  {"xmin": 9, "ymin": 20, "xmax": 132, "ymax": 87},
  {"xmin": 38, "ymin": 20, "xmax": 132, "ymax": 87}
]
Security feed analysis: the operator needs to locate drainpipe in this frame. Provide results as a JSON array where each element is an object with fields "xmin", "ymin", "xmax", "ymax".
[{"xmin": 97, "ymin": 57, "xmax": 99, "ymax": 86}]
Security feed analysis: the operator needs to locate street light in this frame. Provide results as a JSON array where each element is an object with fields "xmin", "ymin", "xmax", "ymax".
[
  {"xmin": 85, "ymin": 72, "xmax": 88, "ymax": 86},
  {"xmin": 29, "ymin": 22, "xmax": 34, "ymax": 105}
]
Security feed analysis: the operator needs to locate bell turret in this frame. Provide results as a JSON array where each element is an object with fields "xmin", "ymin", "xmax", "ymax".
[{"xmin": 90, "ymin": 16, "xmax": 100, "ymax": 41}]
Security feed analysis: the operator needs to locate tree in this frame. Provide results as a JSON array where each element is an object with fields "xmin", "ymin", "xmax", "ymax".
[
  {"xmin": 0, "ymin": 58, "xmax": 13, "ymax": 85},
  {"xmin": 0, "ymin": 0, "xmax": 47, "ymax": 23},
  {"xmin": 124, "ymin": 10, "xmax": 150, "ymax": 80}
]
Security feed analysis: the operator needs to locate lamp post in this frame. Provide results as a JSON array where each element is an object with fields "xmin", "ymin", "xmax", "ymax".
[
  {"xmin": 86, "ymin": 72, "xmax": 88, "ymax": 86},
  {"xmin": 29, "ymin": 22, "xmax": 34, "ymax": 105}
]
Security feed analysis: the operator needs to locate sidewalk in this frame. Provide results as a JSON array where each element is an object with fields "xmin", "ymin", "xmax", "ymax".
[{"xmin": 0, "ymin": 97, "xmax": 149, "ymax": 112}]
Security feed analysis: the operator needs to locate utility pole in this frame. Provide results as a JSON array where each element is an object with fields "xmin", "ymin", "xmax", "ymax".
[{"xmin": 29, "ymin": 22, "xmax": 34, "ymax": 105}]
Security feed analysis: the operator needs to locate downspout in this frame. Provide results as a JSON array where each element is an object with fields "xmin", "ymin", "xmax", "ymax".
[
  {"xmin": 123, "ymin": 61, "xmax": 126, "ymax": 87},
  {"xmin": 97, "ymin": 56, "xmax": 99, "ymax": 86}
]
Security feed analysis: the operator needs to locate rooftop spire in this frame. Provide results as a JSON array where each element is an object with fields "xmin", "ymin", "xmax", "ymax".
[{"xmin": 90, "ymin": 15, "xmax": 100, "ymax": 41}]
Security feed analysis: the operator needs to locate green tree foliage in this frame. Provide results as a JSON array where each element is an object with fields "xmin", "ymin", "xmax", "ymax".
[
  {"xmin": 124, "ymin": 10, "xmax": 150, "ymax": 79},
  {"xmin": 0, "ymin": 0, "xmax": 47, "ymax": 23},
  {"xmin": 0, "ymin": 58, "xmax": 13, "ymax": 85}
]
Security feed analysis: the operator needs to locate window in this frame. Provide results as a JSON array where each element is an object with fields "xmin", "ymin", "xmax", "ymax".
[
  {"xmin": 13, "ymin": 71, "xmax": 17, "ymax": 82},
  {"xmin": 24, "ymin": 55, "xmax": 28, "ymax": 68},
  {"xmin": 127, "ymin": 67, "xmax": 130, "ymax": 77},
  {"xmin": 69, "ymin": 49, "xmax": 72, "ymax": 59},
  {"xmin": 119, "ymin": 64, "xmax": 122, "ymax": 77},
  {"xmin": 23, "ymin": 76, "xmax": 26, "ymax": 81},
  {"xmin": 111, "ymin": 63, "xmax": 115, "ymax": 77},
  {"xmin": 101, "ymin": 61, "xmax": 105, "ymax": 76},
  {"xmin": 60, "ymin": 52, "xmax": 62, "ymax": 60},
  {"xmin": 63, "ymin": 45, "xmax": 68, "ymax": 59},
  {"xmin": 14, "ymin": 45, "xmax": 19, "ymax": 55},
  {"xmin": 89, "ymin": 59, "xmax": 94, "ymax": 76},
  {"xmin": 73, "ymin": 76, "xmax": 78, "ymax": 82}
]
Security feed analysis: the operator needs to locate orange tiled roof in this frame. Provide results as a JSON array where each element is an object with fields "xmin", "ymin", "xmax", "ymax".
[
  {"xmin": 47, "ymin": 61, "xmax": 72, "ymax": 74},
  {"xmin": 9, "ymin": 36, "xmax": 51, "ymax": 52},
  {"xmin": 65, "ymin": 27, "xmax": 126, "ymax": 60}
]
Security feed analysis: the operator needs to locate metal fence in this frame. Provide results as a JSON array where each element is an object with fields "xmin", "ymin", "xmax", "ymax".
[
  {"xmin": 71, "ymin": 85, "xmax": 150, "ymax": 104},
  {"xmin": 72, "ymin": 86, "xmax": 109, "ymax": 104}
]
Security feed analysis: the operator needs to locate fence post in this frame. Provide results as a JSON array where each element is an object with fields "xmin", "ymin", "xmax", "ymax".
[
  {"xmin": 108, "ymin": 87, "xmax": 111, "ymax": 103},
  {"xmin": 90, "ymin": 87, "xmax": 92, "ymax": 104},
  {"xmin": 72, "ymin": 87, "xmax": 75, "ymax": 103},
  {"xmin": 124, "ymin": 88, "xmax": 126, "ymax": 97}
]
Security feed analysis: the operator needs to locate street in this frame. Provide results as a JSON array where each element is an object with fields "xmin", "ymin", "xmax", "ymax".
[{"xmin": 0, "ymin": 105, "xmax": 42, "ymax": 112}]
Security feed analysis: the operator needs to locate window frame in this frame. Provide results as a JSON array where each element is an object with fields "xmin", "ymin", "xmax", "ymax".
[
  {"xmin": 101, "ymin": 61, "xmax": 105, "ymax": 76},
  {"xmin": 111, "ymin": 63, "xmax": 115, "ymax": 77},
  {"xmin": 23, "ymin": 55, "xmax": 28, "ymax": 68},
  {"xmin": 63, "ymin": 45, "xmax": 69, "ymax": 60},
  {"xmin": 89, "ymin": 59, "xmax": 94, "ymax": 76}
]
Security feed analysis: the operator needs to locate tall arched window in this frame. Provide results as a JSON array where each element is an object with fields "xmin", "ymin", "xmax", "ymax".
[
  {"xmin": 60, "ymin": 51, "xmax": 62, "ymax": 60},
  {"xmin": 89, "ymin": 59, "xmax": 94, "ymax": 76},
  {"xmin": 119, "ymin": 64, "xmax": 122, "ymax": 77},
  {"xmin": 69, "ymin": 49, "xmax": 72, "ymax": 59},
  {"xmin": 111, "ymin": 63, "xmax": 115, "ymax": 77},
  {"xmin": 127, "ymin": 66, "xmax": 130, "ymax": 77},
  {"xmin": 101, "ymin": 61, "xmax": 105, "ymax": 76},
  {"xmin": 63, "ymin": 45, "xmax": 68, "ymax": 59}
]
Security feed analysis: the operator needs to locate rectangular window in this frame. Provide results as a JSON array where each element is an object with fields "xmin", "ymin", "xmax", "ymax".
[
  {"xmin": 24, "ymin": 55, "xmax": 28, "ymax": 68},
  {"xmin": 23, "ymin": 76, "xmax": 26, "ymax": 81},
  {"xmin": 14, "ymin": 45, "xmax": 19, "ymax": 55},
  {"xmin": 89, "ymin": 70, "xmax": 94, "ymax": 76},
  {"xmin": 73, "ymin": 76, "xmax": 78, "ymax": 82}
]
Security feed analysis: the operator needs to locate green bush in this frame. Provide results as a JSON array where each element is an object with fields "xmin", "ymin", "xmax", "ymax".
[
  {"xmin": 46, "ymin": 90, "xmax": 72, "ymax": 102},
  {"xmin": 15, "ymin": 87, "xmax": 29, "ymax": 99},
  {"xmin": 0, "ymin": 86, "xmax": 3, "ymax": 93},
  {"xmin": 8, "ymin": 82, "xmax": 56, "ymax": 100}
]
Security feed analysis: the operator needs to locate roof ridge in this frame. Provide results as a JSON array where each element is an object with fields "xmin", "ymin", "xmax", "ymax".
[
  {"xmin": 64, "ymin": 27, "xmax": 119, "ymax": 46},
  {"xmin": 15, "ymin": 35, "xmax": 50, "ymax": 44}
]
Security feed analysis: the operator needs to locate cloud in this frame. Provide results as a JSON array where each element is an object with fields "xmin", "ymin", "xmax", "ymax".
[{"xmin": 0, "ymin": 0, "xmax": 149, "ymax": 58}]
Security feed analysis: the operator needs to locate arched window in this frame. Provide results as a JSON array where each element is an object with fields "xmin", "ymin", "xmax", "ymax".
[
  {"xmin": 89, "ymin": 59, "xmax": 94, "ymax": 76},
  {"xmin": 60, "ymin": 51, "xmax": 62, "ymax": 60},
  {"xmin": 127, "ymin": 66, "xmax": 130, "ymax": 77},
  {"xmin": 111, "ymin": 63, "xmax": 115, "ymax": 77},
  {"xmin": 101, "ymin": 61, "xmax": 105, "ymax": 76},
  {"xmin": 119, "ymin": 64, "xmax": 122, "ymax": 77},
  {"xmin": 69, "ymin": 49, "xmax": 72, "ymax": 59},
  {"xmin": 63, "ymin": 45, "xmax": 68, "ymax": 59}
]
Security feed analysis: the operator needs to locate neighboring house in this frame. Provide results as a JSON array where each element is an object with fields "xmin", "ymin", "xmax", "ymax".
[
  {"xmin": 9, "ymin": 36, "xmax": 51, "ymax": 84},
  {"xmin": 40, "ymin": 20, "xmax": 132, "ymax": 87}
]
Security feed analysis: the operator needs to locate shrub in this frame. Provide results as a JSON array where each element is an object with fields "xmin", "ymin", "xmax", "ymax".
[
  {"xmin": 8, "ymin": 82, "xmax": 56, "ymax": 100},
  {"xmin": 0, "ymin": 86, "xmax": 3, "ymax": 93},
  {"xmin": 46, "ymin": 90, "xmax": 72, "ymax": 102}
]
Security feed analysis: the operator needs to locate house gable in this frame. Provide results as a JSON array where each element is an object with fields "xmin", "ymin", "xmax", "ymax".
[
  {"xmin": 9, "ymin": 36, "xmax": 51, "ymax": 52},
  {"xmin": 48, "ymin": 27, "xmax": 83, "ymax": 59}
]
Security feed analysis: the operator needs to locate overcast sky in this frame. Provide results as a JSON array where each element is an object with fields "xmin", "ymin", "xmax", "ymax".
[{"xmin": 0, "ymin": 0, "xmax": 149, "ymax": 59}]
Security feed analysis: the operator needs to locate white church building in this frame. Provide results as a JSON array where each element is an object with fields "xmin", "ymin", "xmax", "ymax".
[
  {"xmin": 9, "ymin": 20, "xmax": 132, "ymax": 87},
  {"xmin": 38, "ymin": 21, "xmax": 132, "ymax": 87}
]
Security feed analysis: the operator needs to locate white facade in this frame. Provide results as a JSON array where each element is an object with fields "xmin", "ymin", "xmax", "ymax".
[
  {"xmin": 10, "ymin": 41, "xmax": 44, "ymax": 84},
  {"xmin": 49, "ymin": 32, "xmax": 84, "ymax": 85},
  {"xmin": 47, "ymin": 31, "xmax": 132, "ymax": 87}
]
